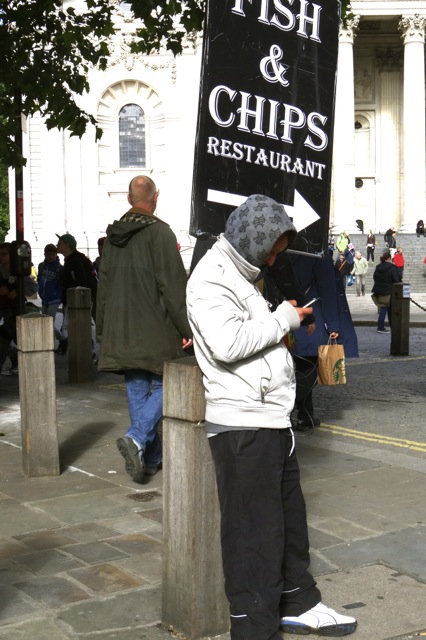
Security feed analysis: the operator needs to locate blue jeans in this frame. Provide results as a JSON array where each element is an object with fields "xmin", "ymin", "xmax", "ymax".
[
  {"xmin": 378, "ymin": 306, "xmax": 391, "ymax": 331},
  {"xmin": 124, "ymin": 370, "xmax": 163, "ymax": 467}
]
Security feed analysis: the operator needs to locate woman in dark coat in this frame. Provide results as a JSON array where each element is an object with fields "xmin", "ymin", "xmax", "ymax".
[
  {"xmin": 371, "ymin": 250, "xmax": 401, "ymax": 334},
  {"xmin": 265, "ymin": 253, "xmax": 358, "ymax": 430}
]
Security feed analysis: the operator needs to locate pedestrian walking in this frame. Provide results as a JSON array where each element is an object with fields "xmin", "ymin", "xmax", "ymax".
[
  {"xmin": 366, "ymin": 229, "xmax": 376, "ymax": 262},
  {"xmin": 96, "ymin": 176, "xmax": 192, "ymax": 483},
  {"xmin": 37, "ymin": 243, "xmax": 63, "ymax": 321},
  {"xmin": 335, "ymin": 252, "xmax": 351, "ymax": 289},
  {"xmin": 384, "ymin": 228, "xmax": 397, "ymax": 258},
  {"xmin": 55, "ymin": 233, "xmax": 98, "ymax": 354},
  {"xmin": 336, "ymin": 230, "xmax": 350, "ymax": 253},
  {"xmin": 393, "ymin": 247, "xmax": 405, "ymax": 280},
  {"xmin": 371, "ymin": 250, "xmax": 401, "ymax": 334},
  {"xmin": 352, "ymin": 251, "xmax": 368, "ymax": 296}
]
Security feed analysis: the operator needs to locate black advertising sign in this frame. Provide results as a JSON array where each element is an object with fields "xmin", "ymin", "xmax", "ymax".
[{"xmin": 190, "ymin": 0, "xmax": 340, "ymax": 254}]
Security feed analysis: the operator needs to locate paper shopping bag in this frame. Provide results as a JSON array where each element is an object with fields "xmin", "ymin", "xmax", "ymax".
[{"xmin": 317, "ymin": 341, "xmax": 346, "ymax": 386}]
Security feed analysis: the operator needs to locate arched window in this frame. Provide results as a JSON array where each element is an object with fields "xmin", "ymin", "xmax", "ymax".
[{"xmin": 119, "ymin": 104, "xmax": 146, "ymax": 168}]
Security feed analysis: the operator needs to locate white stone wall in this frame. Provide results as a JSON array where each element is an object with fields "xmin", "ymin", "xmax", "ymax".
[{"xmin": 331, "ymin": 2, "xmax": 426, "ymax": 237}]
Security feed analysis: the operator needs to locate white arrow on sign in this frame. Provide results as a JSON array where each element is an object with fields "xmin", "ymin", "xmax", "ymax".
[
  {"xmin": 207, "ymin": 188, "xmax": 320, "ymax": 231},
  {"xmin": 282, "ymin": 189, "xmax": 320, "ymax": 231}
]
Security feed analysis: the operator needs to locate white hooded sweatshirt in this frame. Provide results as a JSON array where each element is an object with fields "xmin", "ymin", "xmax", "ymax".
[{"xmin": 187, "ymin": 194, "xmax": 300, "ymax": 430}]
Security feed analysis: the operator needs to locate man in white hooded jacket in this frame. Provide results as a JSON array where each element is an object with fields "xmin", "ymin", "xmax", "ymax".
[{"xmin": 187, "ymin": 195, "xmax": 357, "ymax": 640}]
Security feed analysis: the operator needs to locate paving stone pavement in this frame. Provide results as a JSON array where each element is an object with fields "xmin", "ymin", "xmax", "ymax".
[{"xmin": 0, "ymin": 298, "xmax": 425, "ymax": 639}]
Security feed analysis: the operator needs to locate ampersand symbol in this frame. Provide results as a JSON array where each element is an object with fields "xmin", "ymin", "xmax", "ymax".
[{"xmin": 260, "ymin": 45, "xmax": 290, "ymax": 87}]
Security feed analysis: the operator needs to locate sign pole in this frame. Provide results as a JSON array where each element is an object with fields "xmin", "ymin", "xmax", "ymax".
[{"xmin": 14, "ymin": 88, "xmax": 26, "ymax": 316}]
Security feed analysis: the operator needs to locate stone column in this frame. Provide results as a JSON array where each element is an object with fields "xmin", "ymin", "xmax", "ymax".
[
  {"xmin": 331, "ymin": 16, "xmax": 359, "ymax": 234},
  {"xmin": 399, "ymin": 14, "xmax": 426, "ymax": 232},
  {"xmin": 376, "ymin": 48, "xmax": 402, "ymax": 232}
]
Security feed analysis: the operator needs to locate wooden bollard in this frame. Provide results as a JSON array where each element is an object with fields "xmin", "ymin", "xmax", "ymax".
[
  {"xmin": 67, "ymin": 287, "xmax": 93, "ymax": 383},
  {"xmin": 162, "ymin": 356, "xmax": 228, "ymax": 639},
  {"xmin": 16, "ymin": 314, "xmax": 59, "ymax": 477}
]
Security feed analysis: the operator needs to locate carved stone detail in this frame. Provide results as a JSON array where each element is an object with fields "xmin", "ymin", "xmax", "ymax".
[
  {"xmin": 339, "ymin": 15, "xmax": 360, "ymax": 44},
  {"xmin": 376, "ymin": 48, "xmax": 403, "ymax": 73},
  {"xmin": 108, "ymin": 30, "xmax": 177, "ymax": 83},
  {"xmin": 354, "ymin": 61, "xmax": 374, "ymax": 102},
  {"xmin": 399, "ymin": 13, "xmax": 426, "ymax": 44}
]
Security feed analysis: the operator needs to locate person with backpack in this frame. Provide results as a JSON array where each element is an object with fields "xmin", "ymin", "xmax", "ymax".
[{"xmin": 55, "ymin": 233, "xmax": 98, "ymax": 354}]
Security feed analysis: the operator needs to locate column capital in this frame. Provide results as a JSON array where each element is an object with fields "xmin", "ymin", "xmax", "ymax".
[
  {"xmin": 399, "ymin": 13, "xmax": 426, "ymax": 44},
  {"xmin": 339, "ymin": 15, "xmax": 360, "ymax": 45}
]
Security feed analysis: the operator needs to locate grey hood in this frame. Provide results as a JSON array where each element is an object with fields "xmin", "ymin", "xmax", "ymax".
[{"xmin": 223, "ymin": 194, "xmax": 297, "ymax": 267}]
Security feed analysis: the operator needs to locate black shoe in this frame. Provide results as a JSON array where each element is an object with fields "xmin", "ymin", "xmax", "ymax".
[
  {"xmin": 55, "ymin": 339, "xmax": 68, "ymax": 354},
  {"xmin": 116, "ymin": 436, "xmax": 145, "ymax": 483},
  {"xmin": 377, "ymin": 328, "xmax": 390, "ymax": 334}
]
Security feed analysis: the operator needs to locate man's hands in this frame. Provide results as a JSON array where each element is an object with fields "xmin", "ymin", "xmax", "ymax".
[
  {"xmin": 285, "ymin": 300, "xmax": 339, "ymax": 340},
  {"xmin": 182, "ymin": 338, "xmax": 193, "ymax": 350},
  {"xmin": 287, "ymin": 299, "xmax": 313, "ymax": 324},
  {"xmin": 307, "ymin": 322, "xmax": 316, "ymax": 337}
]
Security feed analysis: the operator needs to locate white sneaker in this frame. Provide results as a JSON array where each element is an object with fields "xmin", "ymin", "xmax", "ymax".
[{"xmin": 280, "ymin": 602, "xmax": 357, "ymax": 636}]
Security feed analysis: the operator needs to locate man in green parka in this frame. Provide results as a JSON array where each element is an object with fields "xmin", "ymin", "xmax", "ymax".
[{"xmin": 96, "ymin": 176, "xmax": 192, "ymax": 482}]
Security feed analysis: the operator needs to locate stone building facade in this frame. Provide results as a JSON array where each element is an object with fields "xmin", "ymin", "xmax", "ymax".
[
  {"xmin": 333, "ymin": 1, "xmax": 426, "ymax": 236},
  {"xmin": 7, "ymin": 0, "xmax": 426, "ymax": 264}
]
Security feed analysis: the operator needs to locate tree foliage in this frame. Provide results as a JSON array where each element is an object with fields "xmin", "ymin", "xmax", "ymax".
[
  {"xmin": 129, "ymin": 0, "xmax": 205, "ymax": 56},
  {"xmin": 129, "ymin": 1, "xmax": 351, "ymax": 55},
  {"xmin": 0, "ymin": 0, "xmax": 351, "ymax": 170},
  {"xmin": 340, "ymin": 0, "xmax": 355, "ymax": 27},
  {"xmin": 0, "ymin": 0, "xmax": 114, "ymax": 169}
]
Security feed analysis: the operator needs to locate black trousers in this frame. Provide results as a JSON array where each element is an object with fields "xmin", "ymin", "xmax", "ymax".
[
  {"xmin": 209, "ymin": 429, "xmax": 321, "ymax": 640},
  {"xmin": 294, "ymin": 355, "xmax": 318, "ymax": 421},
  {"xmin": 366, "ymin": 246, "xmax": 375, "ymax": 261}
]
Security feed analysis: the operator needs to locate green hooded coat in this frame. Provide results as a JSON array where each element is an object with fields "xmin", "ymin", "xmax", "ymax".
[{"xmin": 96, "ymin": 208, "xmax": 191, "ymax": 374}]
